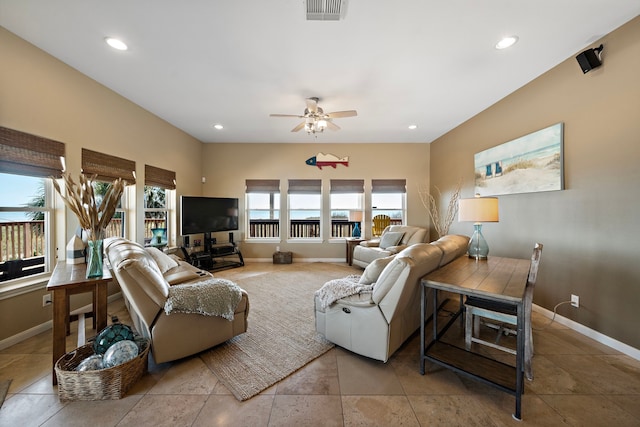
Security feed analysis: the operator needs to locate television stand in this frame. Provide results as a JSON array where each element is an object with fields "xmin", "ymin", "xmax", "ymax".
[{"xmin": 183, "ymin": 242, "xmax": 244, "ymax": 272}]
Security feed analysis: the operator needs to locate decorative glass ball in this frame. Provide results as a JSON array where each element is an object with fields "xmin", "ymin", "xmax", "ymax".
[
  {"xmin": 76, "ymin": 354, "xmax": 104, "ymax": 371},
  {"xmin": 102, "ymin": 340, "xmax": 139, "ymax": 368},
  {"xmin": 93, "ymin": 323, "xmax": 135, "ymax": 355}
]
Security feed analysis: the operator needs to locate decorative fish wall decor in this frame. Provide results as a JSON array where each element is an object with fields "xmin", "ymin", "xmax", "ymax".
[{"xmin": 305, "ymin": 153, "xmax": 349, "ymax": 169}]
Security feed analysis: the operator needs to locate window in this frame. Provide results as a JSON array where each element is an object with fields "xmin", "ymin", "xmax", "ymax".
[
  {"xmin": 144, "ymin": 165, "xmax": 176, "ymax": 244},
  {"xmin": 81, "ymin": 149, "xmax": 136, "ymax": 240},
  {"xmin": 330, "ymin": 179, "xmax": 364, "ymax": 238},
  {"xmin": 288, "ymin": 179, "xmax": 321, "ymax": 239},
  {"xmin": 92, "ymin": 180, "xmax": 126, "ymax": 238},
  {"xmin": 371, "ymin": 179, "xmax": 406, "ymax": 226},
  {"xmin": 246, "ymin": 180, "xmax": 280, "ymax": 239},
  {"xmin": 0, "ymin": 126, "xmax": 65, "ymax": 284}
]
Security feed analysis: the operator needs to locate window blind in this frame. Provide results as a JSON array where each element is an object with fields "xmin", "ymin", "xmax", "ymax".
[
  {"xmin": 145, "ymin": 164, "xmax": 176, "ymax": 190},
  {"xmin": 0, "ymin": 126, "xmax": 65, "ymax": 178},
  {"xmin": 330, "ymin": 179, "xmax": 364, "ymax": 194},
  {"xmin": 246, "ymin": 179, "xmax": 280, "ymax": 193},
  {"xmin": 82, "ymin": 148, "xmax": 136, "ymax": 184},
  {"xmin": 288, "ymin": 179, "xmax": 321, "ymax": 194},
  {"xmin": 371, "ymin": 179, "xmax": 406, "ymax": 193}
]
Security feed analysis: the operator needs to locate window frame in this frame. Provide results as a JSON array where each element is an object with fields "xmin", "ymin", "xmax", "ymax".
[
  {"xmin": 287, "ymin": 179, "xmax": 322, "ymax": 242},
  {"xmin": 245, "ymin": 180, "xmax": 280, "ymax": 242}
]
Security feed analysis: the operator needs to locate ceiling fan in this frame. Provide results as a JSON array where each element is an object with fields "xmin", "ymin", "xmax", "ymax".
[{"xmin": 270, "ymin": 97, "xmax": 357, "ymax": 134}]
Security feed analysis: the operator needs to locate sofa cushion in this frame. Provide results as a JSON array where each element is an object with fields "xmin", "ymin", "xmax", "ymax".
[
  {"xmin": 358, "ymin": 256, "xmax": 395, "ymax": 285},
  {"xmin": 119, "ymin": 255, "xmax": 171, "ymax": 308},
  {"xmin": 431, "ymin": 234, "xmax": 470, "ymax": 267},
  {"xmin": 145, "ymin": 247, "xmax": 179, "ymax": 274},
  {"xmin": 379, "ymin": 231, "xmax": 404, "ymax": 249}
]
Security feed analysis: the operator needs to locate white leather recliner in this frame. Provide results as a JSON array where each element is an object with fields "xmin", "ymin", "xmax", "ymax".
[
  {"xmin": 352, "ymin": 225, "xmax": 428, "ymax": 268},
  {"xmin": 315, "ymin": 234, "xmax": 469, "ymax": 362}
]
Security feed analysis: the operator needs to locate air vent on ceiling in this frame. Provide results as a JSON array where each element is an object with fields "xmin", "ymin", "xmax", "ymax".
[{"xmin": 306, "ymin": 0, "xmax": 347, "ymax": 21}]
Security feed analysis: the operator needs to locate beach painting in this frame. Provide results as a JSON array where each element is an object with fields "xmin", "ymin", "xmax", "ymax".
[{"xmin": 474, "ymin": 123, "xmax": 564, "ymax": 196}]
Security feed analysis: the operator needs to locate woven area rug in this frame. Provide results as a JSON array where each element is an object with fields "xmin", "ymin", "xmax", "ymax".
[
  {"xmin": 200, "ymin": 262, "xmax": 357, "ymax": 401},
  {"xmin": 0, "ymin": 379, "xmax": 11, "ymax": 409}
]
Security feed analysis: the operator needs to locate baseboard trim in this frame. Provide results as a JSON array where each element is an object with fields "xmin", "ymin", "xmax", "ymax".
[
  {"xmin": 0, "ymin": 292, "xmax": 123, "ymax": 351},
  {"xmin": 533, "ymin": 304, "xmax": 640, "ymax": 360},
  {"xmin": 245, "ymin": 258, "xmax": 346, "ymax": 263}
]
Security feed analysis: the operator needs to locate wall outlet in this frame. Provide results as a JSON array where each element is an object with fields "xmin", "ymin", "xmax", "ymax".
[
  {"xmin": 42, "ymin": 294, "xmax": 52, "ymax": 307},
  {"xmin": 571, "ymin": 294, "xmax": 579, "ymax": 308}
]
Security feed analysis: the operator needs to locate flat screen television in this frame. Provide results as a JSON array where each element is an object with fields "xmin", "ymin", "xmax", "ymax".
[{"xmin": 180, "ymin": 196, "xmax": 239, "ymax": 235}]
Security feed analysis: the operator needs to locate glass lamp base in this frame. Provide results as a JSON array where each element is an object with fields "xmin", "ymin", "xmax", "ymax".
[
  {"xmin": 352, "ymin": 222, "xmax": 361, "ymax": 238},
  {"xmin": 467, "ymin": 223, "xmax": 490, "ymax": 260}
]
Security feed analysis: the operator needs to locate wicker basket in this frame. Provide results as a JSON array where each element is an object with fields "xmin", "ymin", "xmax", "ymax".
[{"xmin": 55, "ymin": 339, "xmax": 149, "ymax": 401}]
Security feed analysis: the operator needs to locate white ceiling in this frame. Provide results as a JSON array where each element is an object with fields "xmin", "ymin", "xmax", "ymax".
[{"xmin": 1, "ymin": 1, "xmax": 638, "ymax": 144}]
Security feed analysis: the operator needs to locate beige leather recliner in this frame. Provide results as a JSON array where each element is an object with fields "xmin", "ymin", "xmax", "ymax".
[
  {"xmin": 352, "ymin": 225, "xmax": 428, "ymax": 268},
  {"xmin": 104, "ymin": 237, "xmax": 249, "ymax": 364},
  {"xmin": 315, "ymin": 234, "xmax": 469, "ymax": 362}
]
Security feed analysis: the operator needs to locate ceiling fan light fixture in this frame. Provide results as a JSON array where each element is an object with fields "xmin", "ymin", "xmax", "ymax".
[
  {"xmin": 105, "ymin": 37, "xmax": 128, "ymax": 51},
  {"xmin": 317, "ymin": 119, "xmax": 328, "ymax": 129}
]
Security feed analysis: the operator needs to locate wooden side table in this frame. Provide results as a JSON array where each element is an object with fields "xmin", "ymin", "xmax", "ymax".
[
  {"xmin": 46, "ymin": 261, "xmax": 112, "ymax": 384},
  {"xmin": 345, "ymin": 238, "xmax": 365, "ymax": 266}
]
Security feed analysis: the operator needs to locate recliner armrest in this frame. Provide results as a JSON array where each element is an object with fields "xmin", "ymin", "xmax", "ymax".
[{"xmin": 360, "ymin": 238, "xmax": 381, "ymax": 248}]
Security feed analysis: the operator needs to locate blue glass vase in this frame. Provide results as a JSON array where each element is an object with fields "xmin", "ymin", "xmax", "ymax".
[
  {"xmin": 86, "ymin": 236, "xmax": 104, "ymax": 278},
  {"xmin": 352, "ymin": 222, "xmax": 361, "ymax": 238}
]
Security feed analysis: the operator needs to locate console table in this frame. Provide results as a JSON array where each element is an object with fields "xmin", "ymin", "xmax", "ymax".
[
  {"xmin": 46, "ymin": 261, "xmax": 111, "ymax": 384},
  {"xmin": 420, "ymin": 256, "xmax": 530, "ymax": 420},
  {"xmin": 345, "ymin": 238, "xmax": 365, "ymax": 266}
]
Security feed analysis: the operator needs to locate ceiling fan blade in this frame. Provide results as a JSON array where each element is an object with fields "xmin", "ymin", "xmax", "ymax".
[
  {"xmin": 326, "ymin": 110, "xmax": 357, "ymax": 118},
  {"xmin": 326, "ymin": 120, "xmax": 341, "ymax": 131},
  {"xmin": 270, "ymin": 114, "xmax": 304, "ymax": 118},
  {"xmin": 306, "ymin": 97, "xmax": 319, "ymax": 114},
  {"xmin": 291, "ymin": 122, "xmax": 306, "ymax": 132}
]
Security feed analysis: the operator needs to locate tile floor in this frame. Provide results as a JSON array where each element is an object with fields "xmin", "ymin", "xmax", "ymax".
[{"xmin": 1, "ymin": 262, "xmax": 639, "ymax": 426}]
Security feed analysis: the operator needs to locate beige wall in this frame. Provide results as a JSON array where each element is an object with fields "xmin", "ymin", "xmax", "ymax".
[
  {"xmin": 430, "ymin": 17, "xmax": 640, "ymax": 349},
  {"xmin": 0, "ymin": 27, "xmax": 204, "ymax": 340},
  {"xmin": 202, "ymin": 143, "xmax": 430, "ymax": 259}
]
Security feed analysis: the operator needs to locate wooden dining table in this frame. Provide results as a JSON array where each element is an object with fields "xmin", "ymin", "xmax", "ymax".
[{"xmin": 420, "ymin": 255, "xmax": 531, "ymax": 420}]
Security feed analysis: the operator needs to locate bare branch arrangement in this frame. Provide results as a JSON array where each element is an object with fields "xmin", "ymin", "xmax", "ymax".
[
  {"xmin": 52, "ymin": 173, "xmax": 125, "ymax": 240},
  {"xmin": 419, "ymin": 178, "xmax": 463, "ymax": 238}
]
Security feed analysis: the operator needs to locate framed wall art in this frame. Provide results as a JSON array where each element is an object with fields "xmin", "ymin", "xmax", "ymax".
[{"xmin": 474, "ymin": 122, "xmax": 564, "ymax": 196}]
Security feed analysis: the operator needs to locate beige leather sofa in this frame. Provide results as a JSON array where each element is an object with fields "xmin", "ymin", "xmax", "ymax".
[
  {"xmin": 104, "ymin": 237, "xmax": 249, "ymax": 364},
  {"xmin": 352, "ymin": 225, "xmax": 428, "ymax": 268},
  {"xmin": 315, "ymin": 234, "xmax": 469, "ymax": 362}
]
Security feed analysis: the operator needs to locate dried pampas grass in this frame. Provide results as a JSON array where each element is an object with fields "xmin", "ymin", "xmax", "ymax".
[
  {"xmin": 53, "ymin": 173, "xmax": 124, "ymax": 239},
  {"xmin": 419, "ymin": 178, "xmax": 462, "ymax": 238}
]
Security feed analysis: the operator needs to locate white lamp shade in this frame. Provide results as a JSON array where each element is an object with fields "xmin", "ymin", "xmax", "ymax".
[
  {"xmin": 349, "ymin": 211, "xmax": 363, "ymax": 222},
  {"xmin": 458, "ymin": 197, "xmax": 499, "ymax": 222}
]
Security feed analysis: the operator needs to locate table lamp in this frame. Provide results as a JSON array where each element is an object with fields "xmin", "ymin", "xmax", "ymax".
[
  {"xmin": 349, "ymin": 211, "xmax": 363, "ymax": 238},
  {"xmin": 458, "ymin": 196, "xmax": 499, "ymax": 260}
]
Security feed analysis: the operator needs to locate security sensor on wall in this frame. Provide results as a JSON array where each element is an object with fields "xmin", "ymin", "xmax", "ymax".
[{"xmin": 576, "ymin": 44, "xmax": 604, "ymax": 74}]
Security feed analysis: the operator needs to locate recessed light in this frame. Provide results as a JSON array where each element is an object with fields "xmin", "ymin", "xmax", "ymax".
[
  {"xmin": 105, "ymin": 37, "xmax": 128, "ymax": 51},
  {"xmin": 408, "ymin": 125, "xmax": 418, "ymax": 130},
  {"xmin": 213, "ymin": 124, "xmax": 224, "ymax": 130},
  {"xmin": 495, "ymin": 35, "xmax": 519, "ymax": 50}
]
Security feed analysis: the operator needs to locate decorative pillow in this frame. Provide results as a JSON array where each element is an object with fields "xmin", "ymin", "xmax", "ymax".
[
  {"xmin": 379, "ymin": 231, "xmax": 405, "ymax": 250},
  {"xmin": 145, "ymin": 247, "xmax": 179, "ymax": 274},
  {"xmin": 358, "ymin": 256, "xmax": 395, "ymax": 285}
]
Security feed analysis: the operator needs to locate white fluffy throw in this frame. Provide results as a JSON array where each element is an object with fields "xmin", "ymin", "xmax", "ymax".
[
  {"xmin": 315, "ymin": 274, "xmax": 374, "ymax": 310},
  {"xmin": 164, "ymin": 277, "xmax": 243, "ymax": 320}
]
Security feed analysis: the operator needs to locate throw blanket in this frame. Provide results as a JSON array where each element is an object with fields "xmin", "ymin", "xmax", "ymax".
[
  {"xmin": 315, "ymin": 274, "xmax": 374, "ymax": 310},
  {"xmin": 164, "ymin": 277, "xmax": 243, "ymax": 320}
]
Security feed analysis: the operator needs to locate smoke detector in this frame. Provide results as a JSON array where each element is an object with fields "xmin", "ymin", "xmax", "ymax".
[{"xmin": 306, "ymin": 0, "xmax": 348, "ymax": 21}]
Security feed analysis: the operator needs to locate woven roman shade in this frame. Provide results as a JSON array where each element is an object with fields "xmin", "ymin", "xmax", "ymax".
[
  {"xmin": 82, "ymin": 148, "xmax": 136, "ymax": 184},
  {"xmin": 372, "ymin": 179, "xmax": 406, "ymax": 193},
  {"xmin": 330, "ymin": 179, "xmax": 364, "ymax": 194},
  {"xmin": 288, "ymin": 179, "xmax": 321, "ymax": 194},
  {"xmin": 145, "ymin": 164, "xmax": 176, "ymax": 190},
  {"xmin": 246, "ymin": 179, "xmax": 280, "ymax": 193},
  {"xmin": 0, "ymin": 126, "xmax": 65, "ymax": 178}
]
